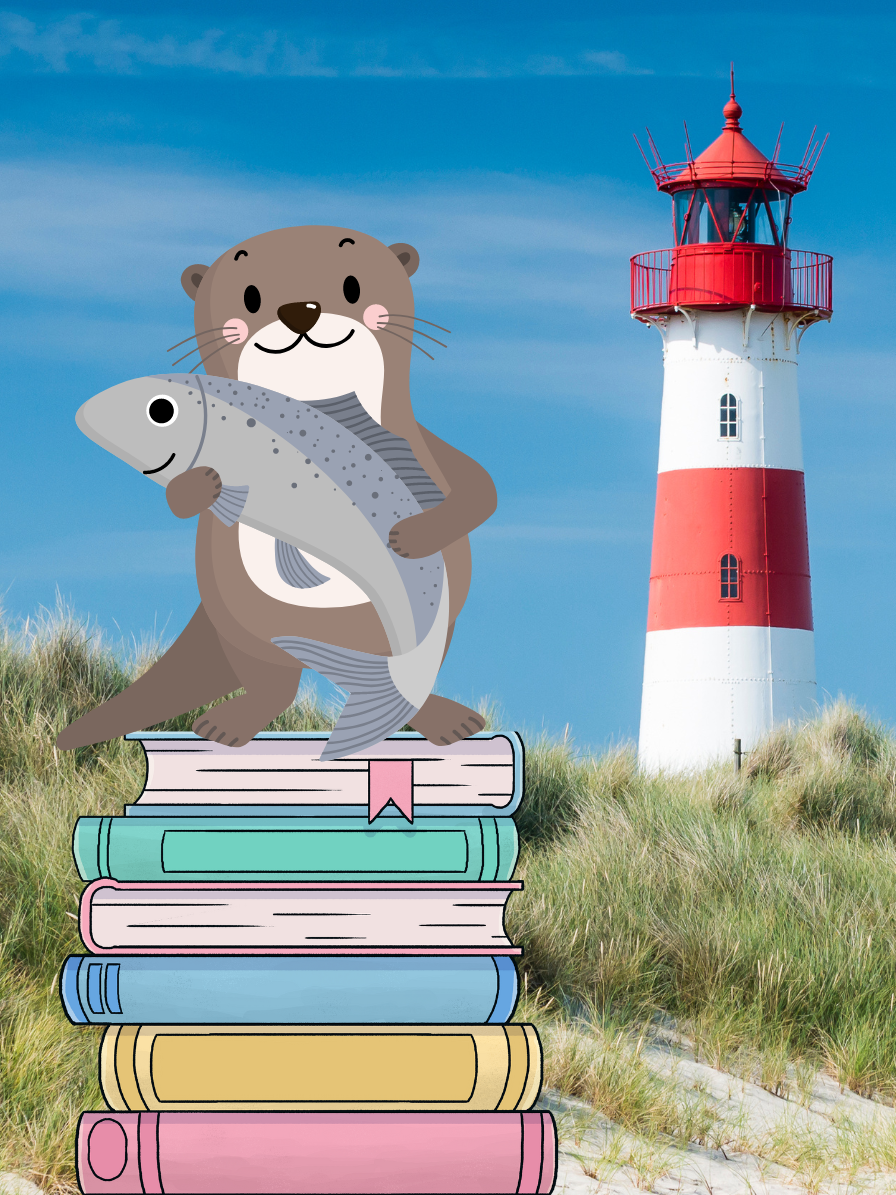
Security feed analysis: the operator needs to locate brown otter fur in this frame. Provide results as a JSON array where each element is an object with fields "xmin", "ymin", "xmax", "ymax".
[{"xmin": 57, "ymin": 226, "xmax": 496, "ymax": 752}]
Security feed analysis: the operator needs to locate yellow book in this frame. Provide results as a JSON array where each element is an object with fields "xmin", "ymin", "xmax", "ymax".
[{"xmin": 100, "ymin": 1023, "xmax": 542, "ymax": 1112}]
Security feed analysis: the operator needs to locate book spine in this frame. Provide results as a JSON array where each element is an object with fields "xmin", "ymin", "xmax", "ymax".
[
  {"xmin": 99, "ymin": 1022, "xmax": 542, "ymax": 1112},
  {"xmin": 76, "ymin": 1110, "xmax": 557, "ymax": 1194},
  {"xmin": 73, "ymin": 816, "xmax": 518, "ymax": 882},
  {"xmin": 60, "ymin": 955, "xmax": 519, "ymax": 1025}
]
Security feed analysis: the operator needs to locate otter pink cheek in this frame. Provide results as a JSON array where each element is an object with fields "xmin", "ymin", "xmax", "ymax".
[
  {"xmin": 363, "ymin": 304, "xmax": 389, "ymax": 330},
  {"xmin": 223, "ymin": 318, "xmax": 249, "ymax": 344}
]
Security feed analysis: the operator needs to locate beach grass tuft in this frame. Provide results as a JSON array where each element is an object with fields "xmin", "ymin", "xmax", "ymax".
[{"xmin": 4, "ymin": 611, "xmax": 896, "ymax": 1187}]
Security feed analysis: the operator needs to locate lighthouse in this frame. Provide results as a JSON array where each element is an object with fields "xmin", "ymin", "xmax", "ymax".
[{"xmin": 632, "ymin": 82, "xmax": 832, "ymax": 771}]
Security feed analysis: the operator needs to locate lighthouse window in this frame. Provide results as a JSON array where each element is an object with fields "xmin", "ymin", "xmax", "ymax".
[
  {"xmin": 720, "ymin": 393, "xmax": 738, "ymax": 438},
  {"xmin": 721, "ymin": 554, "xmax": 740, "ymax": 600},
  {"xmin": 674, "ymin": 187, "xmax": 790, "ymax": 247}
]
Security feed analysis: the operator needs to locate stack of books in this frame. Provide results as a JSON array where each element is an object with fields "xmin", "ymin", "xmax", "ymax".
[{"xmin": 63, "ymin": 730, "xmax": 557, "ymax": 1194}]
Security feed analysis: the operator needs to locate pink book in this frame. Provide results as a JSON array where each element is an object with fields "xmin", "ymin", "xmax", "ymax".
[
  {"xmin": 77, "ymin": 1110, "xmax": 557, "ymax": 1194},
  {"xmin": 126, "ymin": 731, "xmax": 523, "ymax": 821},
  {"xmin": 79, "ymin": 881, "xmax": 523, "ymax": 955}
]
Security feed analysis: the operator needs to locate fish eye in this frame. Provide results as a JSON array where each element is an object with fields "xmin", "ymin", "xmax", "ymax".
[
  {"xmin": 343, "ymin": 276, "xmax": 360, "ymax": 304},
  {"xmin": 244, "ymin": 285, "xmax": 261, "ymax": 313},
  {"xmin": 147, "ymin": 395, "xmax": 178, "ymax": 425}
]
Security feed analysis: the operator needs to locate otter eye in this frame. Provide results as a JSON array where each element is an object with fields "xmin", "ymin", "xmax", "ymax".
[
  {"xmin": 147, "ymin": 395, "xmax": 178, "ymax": 425},
  {"xmin": 244, "ymin": 285, "xmax": 261, "ymax": 314},
  {"xmin": 343, "ymin": 276, "xmax": 360, "ymax": 304}
]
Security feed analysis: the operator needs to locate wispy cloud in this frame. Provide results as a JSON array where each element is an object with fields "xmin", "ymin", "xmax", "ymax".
[
  {"xmin": 473, "ymin": 488, "xmax": 652, "ymax": 543},
  {"xmin": 0, "ymin": 13, "xmax": 654, "ymax": 79},
  {"xmin": 0, "ymin": 529, "xmax": 194, "ymax": 581},
  {"xmin": 0, "ymin": 157, "xmax": 664, "ymax": 411}
]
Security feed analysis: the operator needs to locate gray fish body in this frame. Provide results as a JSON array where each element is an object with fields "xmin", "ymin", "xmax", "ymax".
[{"xmin": 76, "ymin": 373, "xmax": 450, "ymax": 758}]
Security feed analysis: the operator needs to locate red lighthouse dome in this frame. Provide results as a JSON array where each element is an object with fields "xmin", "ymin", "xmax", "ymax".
[{"xmin": 632, "ymin": 81, "xmax": 831, "ymax": 319}]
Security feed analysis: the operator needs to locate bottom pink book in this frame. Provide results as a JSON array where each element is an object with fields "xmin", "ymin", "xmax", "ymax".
[{"xmin": 78, "ymin": 1110, "xmax": 557, "ymax": 1194}]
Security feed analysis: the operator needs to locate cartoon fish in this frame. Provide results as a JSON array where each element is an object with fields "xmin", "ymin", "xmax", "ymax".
[{"xmin": 75, "ymin": 372, "xmax": 450, "ymax": 761}]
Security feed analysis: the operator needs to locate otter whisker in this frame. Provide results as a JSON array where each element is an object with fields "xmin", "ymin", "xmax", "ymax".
[
  {"xmin": 387, "ymin": 315, "xmax": 451, "ymax": 334},
  {"xmin": 380, "ymin": 326, "xmax": 435, "ymax": 361},
  {"xmin": 169, "ymin": 335, "xmax": 235, "ymax": 368},
  {"xmin": 197, "ymin": 337, "xmax": 242, "ymax": 367},
  {"xmin": 167, "ymin": 327, "xmax": 232, "ymax": 352},
  {"xmin": 388, "ymin": 323, "xmax": 448, "ymax": 349}
]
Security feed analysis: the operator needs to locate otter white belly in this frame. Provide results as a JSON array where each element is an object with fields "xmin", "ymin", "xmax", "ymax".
[{"xmin": 238, "ymin": 524, "xmax": 369, "ymax": 607}]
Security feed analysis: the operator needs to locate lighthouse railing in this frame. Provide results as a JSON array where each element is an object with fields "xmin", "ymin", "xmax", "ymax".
[
  {"xmin": 631, "ymin": 248, "xmax": 832, "ymax": 316},
  {"xmin": 630, "ymin": 249, "xmax": 673, "ymax": 312},
  {"xmin": 789, "ymin": 250, "xmax": 833, "ymax": 314}
]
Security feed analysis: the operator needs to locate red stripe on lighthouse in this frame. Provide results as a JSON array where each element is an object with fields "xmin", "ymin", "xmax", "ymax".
[{"xmin": 647, "ymin": 468, "xmax": 813, "ymax": 631}]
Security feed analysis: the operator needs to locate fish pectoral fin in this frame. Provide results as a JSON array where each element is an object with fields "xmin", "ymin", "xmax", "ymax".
[
  {"xmin": 271, "ymin": 637, "xmax": 418, "ymax": 761},
  {"xmin": 275, "ymin": 540, "xmax": 330, "ymax": 588},
  {"xmin": 209, "ymin": 484, "xmax": 250, "ymax": 527}
]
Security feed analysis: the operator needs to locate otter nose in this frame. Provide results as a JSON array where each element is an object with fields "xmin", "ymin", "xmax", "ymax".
[{"xmin": 278, "ymin": 302, "xmax": 321, "ymax": 335}]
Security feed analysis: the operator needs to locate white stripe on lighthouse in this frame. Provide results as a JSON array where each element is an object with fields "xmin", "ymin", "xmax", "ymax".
[
  {"xmin": 657, "ymin": 310, "xmax": 804, "ymax": 473},
  {"xmin": 639, "ymin": 626, "xmax": 817, "ymax": 771}
]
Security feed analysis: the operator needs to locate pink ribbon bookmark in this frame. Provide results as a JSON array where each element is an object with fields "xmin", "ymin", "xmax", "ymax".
[{"xmin": 368, "ymin": 760, "xmax": 414, "ymax": 823}]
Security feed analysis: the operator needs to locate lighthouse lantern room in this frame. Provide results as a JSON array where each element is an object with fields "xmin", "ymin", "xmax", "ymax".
[{"xmin": 632, "ymin": 78, "xmax": 831, "ymax": 772}]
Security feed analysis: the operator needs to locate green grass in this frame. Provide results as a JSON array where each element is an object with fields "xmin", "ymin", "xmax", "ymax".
[
  {"xmin": 512, "ymin": 712, "xmax": 896, "ymax": 1101},
  {"xmin": 5, "ymin": 609, "xmax": 896, "ymax": 1188}
]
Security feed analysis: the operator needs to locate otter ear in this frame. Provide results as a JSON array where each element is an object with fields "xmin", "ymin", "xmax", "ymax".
[
  {"xmin": 389, "ymin": 243, "xmax": 419, "ymax": 277},
  {"xmin": 181, "ymin": 264, "xmax": 209, "ymax": 301}
]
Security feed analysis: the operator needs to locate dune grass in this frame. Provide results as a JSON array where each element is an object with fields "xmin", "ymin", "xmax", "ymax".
[{"xmin": 4, "ymin": 609, "xmax": 896, "ymax": 1188}]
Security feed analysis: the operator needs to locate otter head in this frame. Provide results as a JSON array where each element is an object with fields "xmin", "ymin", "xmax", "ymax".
[{"xmin": 181, "ymin": 227, "xmax": 420, "ymax": 430}]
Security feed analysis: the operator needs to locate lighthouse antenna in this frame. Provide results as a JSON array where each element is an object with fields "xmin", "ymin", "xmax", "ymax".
[
  {"xmin": 633, "ymin": 134, "xmax": 655, "ymax": 174},
  {"xmin": 771, "ymin": 122, "xmax": 784, "ymax": 165},
  {"xmin": 683, "ymin": 119, "xmax": 695, "ymax": 164},
  {"xmin": 730, "ymin": 61, "xmax": 735, "ymax": 97},
  {"xmin": 798, "ymin": 125, "xmax": 818, "ymax": 172},
  {"xmin": 645, "ymin": 127, "xmax": 665, "ymax": 171},
  {"xmin": 806, "ymin": 132, "xmax": 829, "ymax": 176}
]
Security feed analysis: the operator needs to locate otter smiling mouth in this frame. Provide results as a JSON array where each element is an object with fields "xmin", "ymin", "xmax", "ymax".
[{"xmin": 255, "ymin": 328, "xmax": 355, "ymax": 354}]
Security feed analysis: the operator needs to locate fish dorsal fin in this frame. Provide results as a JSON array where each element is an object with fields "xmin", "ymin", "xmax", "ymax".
[{"xmin": 309, "ymin": 393, "xmax": 445, "ymax": 510}]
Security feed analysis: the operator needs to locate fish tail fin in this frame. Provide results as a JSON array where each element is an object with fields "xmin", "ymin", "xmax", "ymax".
[{"xmin": 271, "ymin": 637, "xmax": 418, "ymax": 761}]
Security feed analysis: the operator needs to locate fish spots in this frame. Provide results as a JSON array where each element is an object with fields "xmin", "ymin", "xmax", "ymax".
[
  {"xmin": 372, "ymin": 492, "xmax": 379, "ymax": 499},
  {"xmin": 314, "ymin": 473, "xmax": 319, "ymax": 478},
  {"xmin": 273, "ymin": 448, "xmax": 279, "ymax": 454},
  {"xmin": 247, "ymin": 419, "xmax": 256, "ymax": 427},
  {"xmin": 221, "ymin": 416, "xmax": 226, "ymax": 420},
  {"xmin": 291, "ymin": 483, "xmax": 297, "ymax": 488},
  {"xmin": 305, "ymin": 458, "xmax": 311, "ymax": 464},
  {"xmin": 300, "ymin": 430, "xmax": 306, "ymax": 437}
]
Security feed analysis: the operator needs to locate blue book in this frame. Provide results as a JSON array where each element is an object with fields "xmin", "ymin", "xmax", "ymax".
[{"xmin": 60, "ymin": 954, "xmax": 518, "ymax": 1025}]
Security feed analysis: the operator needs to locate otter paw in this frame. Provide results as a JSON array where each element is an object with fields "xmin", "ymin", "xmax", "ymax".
[
  {"xmin": 389, "ymin": 512, "xmax": 442, "ymax": 559},
  {"xmin": 167, "ymin": 467, "xmax": 222, "ymax": 519},
  {"xmin": 192, "ymin": 712, "xmax": 253, "ymax": 749},
  {"xmin": 408, "ymin": 695, "xmax": 485, "ymax": 746}
]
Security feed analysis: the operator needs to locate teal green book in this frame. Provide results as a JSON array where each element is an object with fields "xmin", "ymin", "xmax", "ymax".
[{"xmin": 73, "ymin": 816, "xmax": 518, "ymax": 883}]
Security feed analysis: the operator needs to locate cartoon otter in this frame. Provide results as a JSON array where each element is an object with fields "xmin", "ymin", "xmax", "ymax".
[{"xmin": 57, "ymin": 226, "xmax": 496, "ymax": 753}]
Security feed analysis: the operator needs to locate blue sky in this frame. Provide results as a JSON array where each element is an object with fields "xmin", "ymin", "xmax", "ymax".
[{"xmin": 1, "ymin": 1, "xmax": 893, "ymax": 750}]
